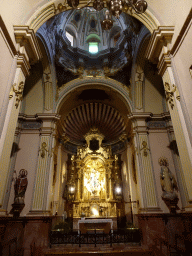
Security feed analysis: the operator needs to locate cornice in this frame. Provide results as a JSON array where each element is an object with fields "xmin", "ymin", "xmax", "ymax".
[
  {"xmin": 14, "ymin": 26, "xmax": 42, "ymax": 64},
  {"xmin": 149, "ymin": 112, "xmax": 171, "ymax": 121},
  {"xmin": 35, "ymin": 113, "xmax": 61, "ymax": 122},
  {"xmin": 145, "ymin": 26, "xmax": 174, "ymax": 63},
  {"xmin": 157, "ymin": 53, "xmax": 172, "ymax": 76},
  {"xmin": 127, "ymin": 112, "xmax": 153, "ymax": 121},
  {"xmin": 17, "ymin": 53, "xmax": 31, "ymax": 77},
  {"xmin": 19, "ymin": 113, "xmax": 61, "ymax": 122}
]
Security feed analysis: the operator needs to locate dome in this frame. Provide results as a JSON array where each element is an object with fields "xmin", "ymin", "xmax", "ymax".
[{"xmin": 37, "ymin": 8, "xmax": 142, "ymax": 86}]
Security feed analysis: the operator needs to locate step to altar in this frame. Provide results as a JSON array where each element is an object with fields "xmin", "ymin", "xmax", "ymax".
[{"xmin": 44, "ymin": 244, "xmax": 153, "ymax": 256}]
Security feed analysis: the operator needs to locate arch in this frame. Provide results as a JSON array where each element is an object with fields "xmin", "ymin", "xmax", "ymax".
[
  {"xmin": 55, "ymin": 77, "xmax": 133, "ymax": 114},
  {"xmin": 86, "ymin": 34, "xmax": 101, "ymax": 43},
  {"xmin": 26, "ymin": 3, "xmax": 160, "ymax": 34},
  {"xmin": 65, "ymin": 24, "xmax": 78, "ymax": 39}
]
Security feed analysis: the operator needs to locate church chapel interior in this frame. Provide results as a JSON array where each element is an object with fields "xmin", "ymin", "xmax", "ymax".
[{"xmin": 0, "ymin": 0, "xmax": 192, "ymax": 255}]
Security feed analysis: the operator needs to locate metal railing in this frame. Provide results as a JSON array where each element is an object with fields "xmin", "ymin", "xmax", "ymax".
[{"xmin": 50, "ymin": 228, "xmax": 141, "ymax": 247}]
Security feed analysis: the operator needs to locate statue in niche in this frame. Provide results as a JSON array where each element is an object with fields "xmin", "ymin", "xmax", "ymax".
[
  {"xmin": 10, "ymin": 169, "xmax": 28, "ymax": 217},
  {"xmin": 14, "ymin": 169, "xmax": 28, "ymax": 204},
  {"xmin": 159, "ymin": 157, "xmax": 179, "ymax": 213}
]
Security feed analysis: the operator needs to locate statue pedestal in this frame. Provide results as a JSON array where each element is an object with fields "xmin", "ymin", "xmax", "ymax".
[
  {"xmin": 10, "ymin": 203, "xmax": 25, "ymax": 218},
  {"xmin": 162, "ymin": 197, "xmax": 179, "ymax": 214}
]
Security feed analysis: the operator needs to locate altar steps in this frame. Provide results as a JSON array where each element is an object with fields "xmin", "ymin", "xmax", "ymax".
[{"xmin": 44, "ymin": 244, "xmax": 154, "ymax": 256}]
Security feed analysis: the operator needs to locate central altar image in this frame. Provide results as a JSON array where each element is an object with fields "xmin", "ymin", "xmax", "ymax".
[{"xmin": 64, "ymin": 128, "xmax": 124, "ymax": 231}]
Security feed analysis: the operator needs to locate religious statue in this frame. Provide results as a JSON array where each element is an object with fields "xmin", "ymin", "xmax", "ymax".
[
  {"xmin": 159, "ymin": 157, "xmax": 179, "ymax": 213},
  {"xmin": 14, "ymin": 169, "xmax": 28, "ymax": 204},
  {"xmin": 10, "ymin": 169, "xmax": 28, "ymax": 217}
]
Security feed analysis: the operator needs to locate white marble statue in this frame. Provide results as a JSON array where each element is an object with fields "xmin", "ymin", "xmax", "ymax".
[{"xmin": 159, "ymin": 157, "xmax": 178, "ymax": 201}]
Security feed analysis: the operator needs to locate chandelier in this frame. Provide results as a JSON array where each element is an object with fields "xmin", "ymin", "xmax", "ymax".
[{"xmin": 67, "ymin": 0, "xmax": 147, "ymax": 30}]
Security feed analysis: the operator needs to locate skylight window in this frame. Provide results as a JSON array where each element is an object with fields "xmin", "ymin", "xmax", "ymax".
[
  {"xmin": 66, "ymin": 31, "xmax": 73, "ymax": 46},
  {"xmin": 89, "ymin": 42, "xmax": 98, "ymax": 54}
]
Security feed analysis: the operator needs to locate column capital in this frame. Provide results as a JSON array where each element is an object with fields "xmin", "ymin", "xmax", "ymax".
[
  {"xmin": 128, "ymin": 112, "xmax": 153, "ymax": 121},
  {"xmin": 128, "ymin": 112, "xmax": 152, "ymax": 132},
  {"xmin": 35, "ymin": 113, "xmax": 61, "ymax": 122}
]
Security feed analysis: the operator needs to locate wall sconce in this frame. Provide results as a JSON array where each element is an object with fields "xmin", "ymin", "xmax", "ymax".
[{"xmin": 67, "ymin": 183, "xmax": 76, "ymax": 201}]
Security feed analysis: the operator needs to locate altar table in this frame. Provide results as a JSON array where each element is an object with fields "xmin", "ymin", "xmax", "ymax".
[{"xmin": 78, "ymin": 218, "xmax": 113, "ymax": 234}]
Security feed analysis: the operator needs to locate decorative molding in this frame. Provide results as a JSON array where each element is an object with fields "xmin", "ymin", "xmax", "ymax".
[
  {"xmin": 55, "ymin": 2, "xmax": 67, "ymax": 13},
  {"xmin": 145, "ymin": 26, "xmax": 174, "ymax": 62},
  {"xmin": 56, "ymin": 77, "xmax": 133, "ymax": 113},
  {"xmin": 16, "ymin": 53, "xmax": 31, "ymax": 77},
  {"xmin": 157, "ymin": 53, "xmax": 172, "ymax": 77},
  {"xmin": 14, "ymin": 26, "xmax": 42, "ymax": 63},
  {"xmin": 147, "ymin": 121, "xmax": 167, "ymax": 129},
  {"xmin": 39, "ymin": 142, "xmax": 49, "ymax": 158},
  {"xmin": 18, "ymin": 113, "xmax": 60, "ymax": 123},
  {"xmin": 22, "ymin": 122, "xmax": 42, "ymax": 129},
  {"xmin": 43, "ymin": 72, "xmax": 53, "ymax": 111},
  {"xmin": 135, "ymin": 66, "xmax": 144, "ymax": 110},
  {"xmin": 140, "ymin": 140, "xmax": 150, "ymax": 157},
  {"xmin": 127, "ymin": 112, "xmax": 153, "ymax": 121}
]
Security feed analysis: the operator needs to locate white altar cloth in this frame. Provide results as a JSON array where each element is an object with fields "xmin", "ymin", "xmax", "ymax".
[{"xmin": 78, "ymin": 218, "xmax": 113, "ymax": 234}]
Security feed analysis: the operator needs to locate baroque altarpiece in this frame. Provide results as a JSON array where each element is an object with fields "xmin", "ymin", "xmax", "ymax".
[{"xmin": 64, "ymin": 128, "xmax": 124, "ymax": 224}]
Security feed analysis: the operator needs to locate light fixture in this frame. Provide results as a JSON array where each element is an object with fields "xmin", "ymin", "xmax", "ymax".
[
  {"xmin": 67, "ymin": 183, "xmax": 76, "ymax": 201},
  {"xmin": 67, "ymin": 0, "xmax": 147, "ymax": 30},
  {"xmin": 115, "ymin": 186, "xmax": 121, "ymax": 194},
  {"xmin": 114, "ymin": 183, "xmax": 122, "ymax": 200}
]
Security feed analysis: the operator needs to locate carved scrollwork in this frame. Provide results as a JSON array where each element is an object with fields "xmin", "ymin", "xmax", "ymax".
[
  {"xmin": 54, "ymin": 2, "xmax": 67, "ymax": 13},
  {"xmin": 39, "ymin": 142, "xmax": 48, "ymax": 158},
  {"xmin": 140, "ymin": 140, "xmax": 150, "ymax": 157},
  {"xmin": 76, "ymin": 66, "xmax": 84, "ymax": 78},
  {"xmin": 164, "ymin": 82, "xmax": 180, "ymax": 109},
  {"xmin": 9, "ymin": 81, "xmax": 24, "ymax": 108}
]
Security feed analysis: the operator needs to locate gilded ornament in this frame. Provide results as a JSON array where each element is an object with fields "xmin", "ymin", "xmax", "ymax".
[
  {"xmin": 9, "ymin": 81, "xmax": 25, "ymax": 108},
  {"xmin": 39, "ymin": 142, "xmax": 48, "ymax": 158},
  {"xmin": 55, "ymin": 2, "xmax": 67, "ymax": 13},
  {"xmin": 103, "ymin": 66, "xmax": 111, "ymax": 78},
  {"xmin": 164, "ymin": 82, "xmax": 180, "ymax": 110},
  {"xmin": 76, "ymin": 66, "xmax": 84, "ymax": 78},
  {"xmin": 86, "ymin": 67, "xmax": 101, "ymax": 77},
  {"xmin": 65, "ymin": 128, "xmax": 121, "ymax": 218},
  {"xmin": 140, "ymin": 140, "xmax": 149, "ymax": 157}
]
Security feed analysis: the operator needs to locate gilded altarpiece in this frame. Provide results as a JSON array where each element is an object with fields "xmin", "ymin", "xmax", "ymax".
[{"xmin": 65, "ymin": 129, "xmax": 124, "ymax": 227}]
